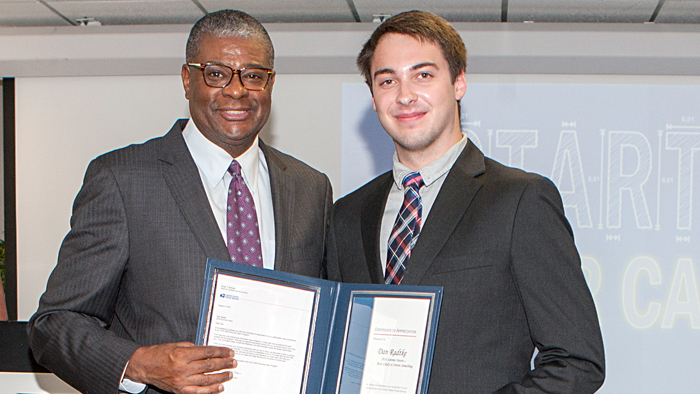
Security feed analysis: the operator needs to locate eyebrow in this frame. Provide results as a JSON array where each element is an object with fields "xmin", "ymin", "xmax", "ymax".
[
  {"xmin": 410, "ymin": 62, "xmax": 439, "ymax": 71},
  {"xmin": 372, "ymin": 62, "xmax": 439, "ymax": 79},
  {"xmin": 373, "ymin": 67, "xmax": 395, "ymax": 79},
  {"xmin": 206, "ymin": 60, "xmax": 270, "ymax": 69}
]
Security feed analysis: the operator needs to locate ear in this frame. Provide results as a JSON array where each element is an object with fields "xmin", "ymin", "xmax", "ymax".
[
  {"xmin": 454, "ymin": 70, "xmax": 467, "ymax": 101},
  {"xmin": 181, "ymin": 64, "xmax": 191, "ymax": 100}
]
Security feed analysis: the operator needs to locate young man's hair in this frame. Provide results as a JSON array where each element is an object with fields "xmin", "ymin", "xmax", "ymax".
[
  {"xmin": 186, "ymin": 9, "xmax": 274, "ymax": 68},
  {"xmin": 357, "ymin": 10, "xmax": 467, "ymax": 89}
]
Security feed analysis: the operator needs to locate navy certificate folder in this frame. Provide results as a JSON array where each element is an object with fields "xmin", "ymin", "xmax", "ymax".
[{"xmin": 196, "ymin": 258, "xmax": 443, "ymax": 394}]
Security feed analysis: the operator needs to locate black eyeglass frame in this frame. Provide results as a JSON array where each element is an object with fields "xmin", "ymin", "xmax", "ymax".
[{"xmin": 187, "ymin": 62, "xmax": 275, "ymax": 91}]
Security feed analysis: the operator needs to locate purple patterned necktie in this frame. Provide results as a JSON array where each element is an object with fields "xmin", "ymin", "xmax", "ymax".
[
  {"xmin": 385, "ymin": 172, "xmax": 424, "ymax": 285},
  {"xmin": 226, "ymin": 160, "xmax": 263, "ymax": 267}
]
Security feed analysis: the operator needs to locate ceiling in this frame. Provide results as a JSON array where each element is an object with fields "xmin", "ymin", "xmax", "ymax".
[{"xmin": 1, "ymin": 0, "xmax": 699, "ymax": 27}]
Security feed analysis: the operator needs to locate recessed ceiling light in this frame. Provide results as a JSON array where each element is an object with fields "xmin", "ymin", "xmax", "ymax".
[
  {"xmin": 372, "ymin": 14, "xmax": 391, "ymax": 23},
  {"xmin": 76, "ymin": 17, "xmax": 102, "ymax": 27}
]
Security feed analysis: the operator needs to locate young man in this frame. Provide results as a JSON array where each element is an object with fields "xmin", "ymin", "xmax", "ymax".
[
  {"xmin": 29, "ymin": 10, "xmax": 332, "ymax": 394},
  {"xmin": 326, "ymin": 11, "xmax": 605, "ymax": 393}
]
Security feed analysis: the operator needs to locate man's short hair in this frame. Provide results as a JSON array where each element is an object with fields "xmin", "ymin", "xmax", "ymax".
[
  {"xmin": 186, "ymin": 9, "xmax": 275, "ymax": 68},
  {"xmin": 357, "ymin": 10, "xmax": 467, "ymax": 89}
]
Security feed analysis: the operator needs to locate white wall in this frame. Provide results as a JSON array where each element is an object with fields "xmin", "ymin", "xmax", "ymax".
[
  {"xmin": 14, "ymin": 72, "xmax": 361, "ymax": 320},
  {"xmin": 3, "ymin": 22, "xmax": 700, "ymax": 78}
]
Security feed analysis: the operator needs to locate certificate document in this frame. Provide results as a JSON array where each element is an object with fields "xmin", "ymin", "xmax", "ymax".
[
  {"xmin": 359, "ymin": 297, "xmax": 431, "ymax": 393},
  {"xmin": 202, "ymin": 273, "xmax": 318, "ymax": 394},
  {"xmin": 196, "ymin": 259, "xmax": 442, "ymax": 394},
  {"xmin": 336, "ymin": 296, "xmax": 433, "ymax": 394}
]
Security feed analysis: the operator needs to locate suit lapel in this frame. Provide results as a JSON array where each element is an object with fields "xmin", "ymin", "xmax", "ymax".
[
  {"xmin": 259, "ymin": 141, "xmax": 295, "ymax": 273},
  {"xmin": 401, "ymin": 142, "xmax": 486, "ymax": 286},
  {"xmin": 361, "ymin": 173, "xmax": 393, "ymax": 284},
  {"xmin": 159, "ymin": 120, "xmax": 230, "ymax": 262}
]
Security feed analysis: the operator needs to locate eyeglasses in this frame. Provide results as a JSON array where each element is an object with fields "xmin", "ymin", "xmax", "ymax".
[{"xmin": 187, "ymin": 63, "xmax": 274, "ymax": 91}]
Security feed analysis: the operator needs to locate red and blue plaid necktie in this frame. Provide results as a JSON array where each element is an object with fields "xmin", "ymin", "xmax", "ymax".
[
  {"xmin": 385, "ymin": 172, "xmax": 424, "ymax": 285},
  {"xmin": 227, "ymin": 160, "xmax": 263, "ymax": 267}
]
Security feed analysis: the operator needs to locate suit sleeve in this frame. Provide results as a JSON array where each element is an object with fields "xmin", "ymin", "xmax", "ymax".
[
  {"xmin": 28, "ymin": 157, "xmax": 140, "ymax": 393},
  {"xmin": 495, "ymin": 176, "xmax": 605, "ymax": 393}
]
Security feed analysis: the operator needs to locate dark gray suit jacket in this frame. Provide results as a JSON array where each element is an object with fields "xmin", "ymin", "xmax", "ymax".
[
  {"xmin": 28, "ymin": 119, "xmax": 333, "ymax": 394},
  {"xmin": 326, "ymin": 141, "xmax": 605, "ymax": 394}
]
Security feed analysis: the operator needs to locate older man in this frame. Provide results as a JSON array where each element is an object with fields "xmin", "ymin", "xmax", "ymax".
[
  {"xmin": 29, "ymin": 10, "xmax": 332, "ymax": 394},
  {"xmin": 326, "ymin": 11, "xmax": 605, "ymax": 393}
]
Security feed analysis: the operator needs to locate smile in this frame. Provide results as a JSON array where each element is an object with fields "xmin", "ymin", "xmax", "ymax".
[
  {"xmin": 219, "ymin": 109, "xmax": 251, "ymax": 121},
  {"xmin": 394, "ymin": 111, "xmax": 426, "ymax": 122}
]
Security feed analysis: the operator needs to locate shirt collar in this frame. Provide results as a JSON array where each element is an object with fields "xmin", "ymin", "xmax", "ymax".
[
  {"xmin": 182, "ymin": 119, "xmax": 260, "ymax": 189},
  {"xmin": 392, "ymin": 133, "xmax": 469, "ymax": 189}
]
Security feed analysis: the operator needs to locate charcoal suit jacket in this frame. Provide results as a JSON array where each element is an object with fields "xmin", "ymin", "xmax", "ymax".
[
  {"xmin": 326, "ymin": 141, "xmax": 605, "ymax": 394},
  {"xmin": 28, "ymin": 119, "xmax": 333, "ymax": 393}
]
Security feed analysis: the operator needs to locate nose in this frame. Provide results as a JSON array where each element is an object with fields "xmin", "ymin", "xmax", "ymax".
[
  {"xmin": 396, "ymin": 81, "xmax": 417, "ymax": 106},
  {"xmin": 221, "ymin": 72, "xmax": 249, "ymax": 99}
]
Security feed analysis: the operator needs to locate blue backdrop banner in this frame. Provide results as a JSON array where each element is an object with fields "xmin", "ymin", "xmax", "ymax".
[{"xmin": 342, "ymin": 82, "xmax": 700, "ymax": 394}]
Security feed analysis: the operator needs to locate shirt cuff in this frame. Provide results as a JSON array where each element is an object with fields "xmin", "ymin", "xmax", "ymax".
[{"xmin": 119, "ymin": 361, "xmax": 147, "ymax": 393}]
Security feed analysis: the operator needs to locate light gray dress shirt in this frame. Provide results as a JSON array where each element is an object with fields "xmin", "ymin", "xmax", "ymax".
[{"xmin": 380, "ymin": 134, "xmax": 469, "ymax": 271}]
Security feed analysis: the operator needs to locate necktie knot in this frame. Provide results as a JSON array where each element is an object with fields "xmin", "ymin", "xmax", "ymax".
[
  {"xmin": 402, "ymin": 172, "xmax": 424, "ymax": 191},
  {"xmin": 226, "ymin": 159, "xmax": 262, "ymax": 268},
  {"xmin": 228, "ymin": 160, "xmax": 242, "ymax": 177}
]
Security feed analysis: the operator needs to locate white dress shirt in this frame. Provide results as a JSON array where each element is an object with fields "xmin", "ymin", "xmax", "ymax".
[
  {"xmin": 380, "ymin": 134, "xmax": 469, "ymax": 271},
  {"xmin": 182, "ymin": 119, "xmax": 276, "ymax": 269},
  {"xmin": 120, "ymin": 119, "xmax": 277, "ymax": 393}
]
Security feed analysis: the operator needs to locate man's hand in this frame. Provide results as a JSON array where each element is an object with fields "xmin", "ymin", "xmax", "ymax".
[{"xmin": 125, "ymin": 342, "xmax": 236, "ymax": 394}]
